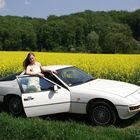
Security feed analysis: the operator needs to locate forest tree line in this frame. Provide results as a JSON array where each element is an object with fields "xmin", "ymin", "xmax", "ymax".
[{"xmin": 0, "ymin": 9, "xmax": 140, "ymax": 53}]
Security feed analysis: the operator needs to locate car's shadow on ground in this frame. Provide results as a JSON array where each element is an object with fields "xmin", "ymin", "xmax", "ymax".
[
  {"xmin": 0, "ymin": 104, "xmax": 4, "ymax": 112},
  {"xmin": 41, "ymin": 113, "xmax": 90, "ymax": 125},
  {"xmin": 0, "ymin": 104, "xmax": 140, "ymax": 128},
  {"xmin": 116, "ymin": 112, "xmax": 140, "ymax": 128},
  {"xmin": 41, "ymin": 112, "xmax": 140, "ymax": 128}
]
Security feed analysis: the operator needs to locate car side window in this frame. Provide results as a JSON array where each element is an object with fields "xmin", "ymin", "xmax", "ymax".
[
  {"xmin": 39, "ymin": 78, "xmax": 54, "ymax": 91},
  {"xmin": 44, "ymin": 72, "xmax": 67, "ymax": 89},
  {"xmin": 18, "ymin": 76, "xmax": 54, "ymax": 93}
]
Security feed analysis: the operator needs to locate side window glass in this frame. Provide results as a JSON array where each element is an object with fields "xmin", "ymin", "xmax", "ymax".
[
  {"xmin": 18, "ymin": 77, "xmax": 54, "ymax": 93},
  {"xmin": 44, "ymin": 72, "xmax": 66, "ymax": 89},
  {"xmin": 39, "ymin": 78, "xmax": 54, "ymax": 91},
  {"xmin": 19, "ymin": 77, "xmax": 41, "ymax": 93}
]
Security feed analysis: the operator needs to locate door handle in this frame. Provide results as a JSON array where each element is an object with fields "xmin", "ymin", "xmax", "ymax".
[{"xmin": 24, "ymin": 96, "xmax": 34, "ymax": 101}]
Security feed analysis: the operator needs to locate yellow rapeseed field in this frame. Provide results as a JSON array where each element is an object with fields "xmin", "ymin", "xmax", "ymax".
[{"xmin": 0, "ymin": 51, "xmax": 140, "ymax": 85}]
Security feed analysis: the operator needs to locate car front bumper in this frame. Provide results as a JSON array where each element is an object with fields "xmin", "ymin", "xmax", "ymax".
[{"xmin": 116, "ymin": 104, "xmax": 140, "ymax": 119}]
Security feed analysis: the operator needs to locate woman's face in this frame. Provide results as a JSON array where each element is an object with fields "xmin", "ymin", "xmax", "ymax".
[{"xmin": 29, "ymin": 54, "xmax": 35, "ymax": 64}]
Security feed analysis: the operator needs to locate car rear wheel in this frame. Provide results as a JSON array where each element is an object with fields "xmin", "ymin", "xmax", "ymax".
[
  {"xmin": 8, "ymin": 97, "xmax": 23, "ymax": 116},
  {"xmin": 88, "ymin": 101, "xmax": 117, "ymax": 126}
]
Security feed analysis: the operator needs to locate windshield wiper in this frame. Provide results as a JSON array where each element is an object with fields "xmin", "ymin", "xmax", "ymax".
[
  {"xmin": 70, "ymin": 78, "xmax": 94, "ymax": 86},
  {"xmin": 71, "ymin": 81, "xmax": 84, "ymax": 86},
  {"xmin": 84, "ymin": 78, "xmax": 94, "ymax": 83}
]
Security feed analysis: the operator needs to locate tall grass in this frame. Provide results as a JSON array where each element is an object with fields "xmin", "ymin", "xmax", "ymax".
[{"xmin": 0, "ymin": 112, "xmax": 140, "ymax": 140}]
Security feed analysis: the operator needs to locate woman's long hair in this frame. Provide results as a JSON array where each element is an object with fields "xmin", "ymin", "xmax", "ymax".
[{"xmin": 23, "ymin": 52, "xmax": 35, "ymax": 69}]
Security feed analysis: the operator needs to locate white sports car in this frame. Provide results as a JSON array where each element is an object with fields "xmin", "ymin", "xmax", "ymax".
[{"xmin": 0, "ymin": 65, "xmax": 140, "ymax": 126}]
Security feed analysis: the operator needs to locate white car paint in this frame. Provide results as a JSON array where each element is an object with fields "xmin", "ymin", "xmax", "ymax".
[
  {"xmin": 22, "ymin": 87, "xmax": 70, "ymax": 117},
  {"xmin": 69, "ymin": 79, "xmax": 140, "ymax": 119},
  {"xmin": 42, "ymin": 65, "xmax": 140, "ymax": 120},
  {"xmin": 0, "ymin": 65, "xmax": 140, "ymax": 125}
]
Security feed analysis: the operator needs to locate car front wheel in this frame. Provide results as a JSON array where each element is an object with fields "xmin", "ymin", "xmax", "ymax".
[
  {"xmin": 88, "ymin": 101, "xmax": 117, "ymax": 126},
  {"xmin": 8, "ymin": 97, "xmax": 23, "ymax": 116}
]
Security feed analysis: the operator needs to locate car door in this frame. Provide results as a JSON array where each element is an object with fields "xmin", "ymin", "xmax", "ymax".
[{"xmin": 17, "ymin": 76, "xmax": 70, "ymax": 117}]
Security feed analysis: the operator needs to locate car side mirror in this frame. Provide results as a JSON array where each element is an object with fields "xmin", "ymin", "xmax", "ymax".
[{"xmin": 54, "ymin": 85, "xmax": 58, "ymax": 93}]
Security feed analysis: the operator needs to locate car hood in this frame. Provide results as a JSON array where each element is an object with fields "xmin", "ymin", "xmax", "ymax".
[{"xmin": 73, "ymin": 79, "xmax": 140, "ymax": 98}]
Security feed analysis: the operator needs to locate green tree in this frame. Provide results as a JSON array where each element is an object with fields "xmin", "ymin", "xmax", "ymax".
[{"xmin": 86, "ymin": 31, "xmax": 101, "ymax": 53}]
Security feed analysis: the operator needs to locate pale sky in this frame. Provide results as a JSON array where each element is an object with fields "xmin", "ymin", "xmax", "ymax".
[{"xmin": 0, "ymin": 0, "xmax": 140, "ymax": 19}]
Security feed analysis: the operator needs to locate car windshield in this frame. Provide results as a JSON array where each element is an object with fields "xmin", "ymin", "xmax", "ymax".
[{"xmin": 56, "ymin": 67, "xmax": 94, "ymax": 86}]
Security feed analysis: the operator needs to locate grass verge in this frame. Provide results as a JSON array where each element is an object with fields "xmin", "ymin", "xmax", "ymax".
[{"xmin": 0, "ymin": 112, "xmax": 140, "ymax": 140}]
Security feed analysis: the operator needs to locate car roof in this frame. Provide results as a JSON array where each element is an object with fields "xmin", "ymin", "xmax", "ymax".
[
  {"xmin": 0, "ymin": 65, "xmax": 73, "ymax": 81},
  {"xmin": 0, "ymin": 71, "xmax": 22, "ymax": 81},
  {"xmin": 42, "ymin": 65, "xmax": 73, "ymax": 71}
]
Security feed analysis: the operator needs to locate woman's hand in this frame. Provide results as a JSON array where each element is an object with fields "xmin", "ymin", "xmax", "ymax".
[{"xmin": 49, "ymin": 70, "xmax": 58, "ymax": 74}]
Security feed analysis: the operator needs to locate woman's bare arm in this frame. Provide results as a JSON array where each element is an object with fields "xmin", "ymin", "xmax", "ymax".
[{"xmin": 26, "ymin": 65, "xmax": 44, "ymax": 77}]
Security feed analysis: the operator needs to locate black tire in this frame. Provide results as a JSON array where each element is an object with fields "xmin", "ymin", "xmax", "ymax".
[
  {"xmin": 8, "ymin": 97, "xmax": 23, "ymax": 116},
  {"xmin": 88, "ymin": 101, "xmax": 117, "ymax": 126}
]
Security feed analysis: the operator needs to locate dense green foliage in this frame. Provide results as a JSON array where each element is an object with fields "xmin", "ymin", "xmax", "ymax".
[
  {"xmin": 0, "ymin": 112, "xmax": 140, "ymax": 140},
  {"xmin": 0, "ymin": 10, "xmax": 140, "ymax": 53}
]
